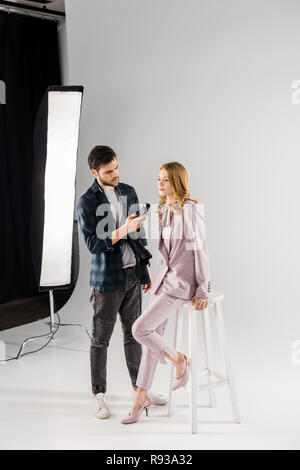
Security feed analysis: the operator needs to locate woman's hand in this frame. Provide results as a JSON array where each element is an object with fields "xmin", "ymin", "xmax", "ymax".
[{"xmin": 190, "ymin": 296, "xmax": 209, "ymax": 310}]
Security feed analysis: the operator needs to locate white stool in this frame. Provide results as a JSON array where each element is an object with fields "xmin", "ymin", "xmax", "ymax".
[{"xmin": 168, "ymin": 290, "xmax": 241, "ymax": 433}]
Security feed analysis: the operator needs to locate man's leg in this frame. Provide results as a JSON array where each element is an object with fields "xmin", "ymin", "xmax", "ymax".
[
  {"xmin": 118, "ymin": 266, "xmax": 143, "ymax": 390},
  {"xmin": 90, "ymin": 287, "xmax": 124, "ymax": 394}
]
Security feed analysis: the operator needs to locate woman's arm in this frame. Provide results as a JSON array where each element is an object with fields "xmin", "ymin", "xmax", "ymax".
[{"xmin": 190, "ymin": 202, "xmax": 211, "ymax": 300}]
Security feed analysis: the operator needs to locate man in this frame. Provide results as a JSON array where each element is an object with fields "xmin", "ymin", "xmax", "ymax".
[{"xmin": 77, "ymin": 145, "xmax": 167, "ymax": 419}]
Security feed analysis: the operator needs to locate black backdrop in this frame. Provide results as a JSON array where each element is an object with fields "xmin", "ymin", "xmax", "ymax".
[{"xmin": 0, "ymin": 12, "xmax": 61, "ymax": 304}]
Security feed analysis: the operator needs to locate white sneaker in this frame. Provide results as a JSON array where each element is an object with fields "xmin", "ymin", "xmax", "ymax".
[
  {"xmin": 93, "ymin": 392, "xmax": 110, "ymax": 419},
  {"xmin": 132, "ymin": 389, "xmax": 168, "ymax": 406}
]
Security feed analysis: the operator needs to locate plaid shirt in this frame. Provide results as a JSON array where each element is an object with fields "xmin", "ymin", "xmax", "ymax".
[{"xmin": 76, "ymin": 179, "xmax": 151, "ymax": 292}]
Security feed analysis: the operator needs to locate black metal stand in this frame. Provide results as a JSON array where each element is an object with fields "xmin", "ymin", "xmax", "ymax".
[{"xmin": 15, "ymin": 290, "xmax": 91, "ymax": 360}]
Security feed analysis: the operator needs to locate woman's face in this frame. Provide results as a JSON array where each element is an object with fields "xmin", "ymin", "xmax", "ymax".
[{"xmin": 158, "ymin": 168, "xmax": 174, "ymax": 198}]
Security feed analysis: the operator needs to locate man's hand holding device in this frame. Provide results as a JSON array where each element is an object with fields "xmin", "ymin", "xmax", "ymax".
[{"xmin": 130, "ymin": 203, "xmax": 152, "ymax": 294}]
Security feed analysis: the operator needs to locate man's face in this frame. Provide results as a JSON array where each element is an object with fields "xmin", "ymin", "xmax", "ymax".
[{"xmin": 91, "ymin": 158, "xmax": 119, "ymax": 188}]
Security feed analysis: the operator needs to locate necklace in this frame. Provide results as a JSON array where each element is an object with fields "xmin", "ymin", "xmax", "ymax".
[
  {"xmin": 157, "ymin": 201, "xmax": 183, "ymax": 216},
  {"xmin": 167, "ymin": 202, "xmax": 182, "ymax": 215}
]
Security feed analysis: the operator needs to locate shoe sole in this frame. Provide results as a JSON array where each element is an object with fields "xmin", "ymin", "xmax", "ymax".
[
  {"xmin": 93, "ymin": 411, "xmax": 111, "ymax": 419},
  {"xmin": 151, "ymin": 402, "xmax": 168, "ymax": 406},
  {"xmin": 133, "ymin": 393, "xmax": 168, "ymax": 406}
]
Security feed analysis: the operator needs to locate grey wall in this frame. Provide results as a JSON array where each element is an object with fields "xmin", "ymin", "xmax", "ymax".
[
  {"xmin": 57, "ymin": 20, "xmax": 70, "ymax": 85},
  {"xmin": 63, "ymin": 0, "xmax": 300, "ymax": 395}
]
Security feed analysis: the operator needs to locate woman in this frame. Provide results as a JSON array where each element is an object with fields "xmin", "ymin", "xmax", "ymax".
[{"xmin": 121, "ymin": 162, "xmax": 211, "ymax": 424}]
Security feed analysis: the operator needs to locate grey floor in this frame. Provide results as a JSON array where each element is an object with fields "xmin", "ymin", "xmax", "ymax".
[{"xmin": 0, "ymin": 317, "xmax": 299, "ymax": 450}]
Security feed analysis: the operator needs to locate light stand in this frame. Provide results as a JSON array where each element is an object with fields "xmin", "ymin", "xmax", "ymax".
[
  {"xmin": 3, "ymin": 86, "xmax": 91, "ymax": 362},
  {"xmin": 16, "ymin": 290, "xmax": 91, "ymax": 360}
]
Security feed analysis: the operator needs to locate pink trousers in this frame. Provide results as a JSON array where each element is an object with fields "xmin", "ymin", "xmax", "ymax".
[{"xmin": 132, "ymin": 285, "xmax": 187, "ymax": 390}]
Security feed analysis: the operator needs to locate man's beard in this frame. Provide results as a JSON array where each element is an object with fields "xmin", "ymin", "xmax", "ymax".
[{"xmin": 99, "ymin": 175, "xmax": 119, "ymax": 187}]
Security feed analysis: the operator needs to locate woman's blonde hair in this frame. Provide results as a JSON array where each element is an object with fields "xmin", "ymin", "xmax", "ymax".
[{"xmin": 158, "ymin": 162, "xmax": 198, "ymax": 212}]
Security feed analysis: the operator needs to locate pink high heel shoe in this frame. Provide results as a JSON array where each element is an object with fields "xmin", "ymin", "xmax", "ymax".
[
  {"xmin": 172, "ymin": 353, "xmax": 190, "ymax": 391},
  {"xmin": 121, "ymin": 398, "xmax": 151, "ymax": 424}
]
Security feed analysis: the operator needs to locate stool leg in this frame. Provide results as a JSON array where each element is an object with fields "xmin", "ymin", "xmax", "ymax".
[
  {"xmin": 214, "ymin": 300, "xmax": 241, "ymax": 424},
  {"xmin": 189, "ymin": 307, "xmax": 198, "ymax": 434},
  {"xmin": 168, "ymin": 306, "xmax": 183, "ymax": 417},
  {"xmin": 202, "ymin": 306, "xmax": 217, "ymax": 407}
]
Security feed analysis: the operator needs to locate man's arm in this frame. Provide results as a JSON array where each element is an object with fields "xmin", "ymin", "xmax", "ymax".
[
  {"xmin": 132, "ymin": 188, "xmax": 148, "ymax": 246},
  {"xmin": 111, "ymin": 224, "xmax": 128, "ymax": 246},
  {"xmin": 112, "ymin": 214, "xmax": 147, "ymax": 245},
  {"xmin": 130, "ymin": 188, "xmax": 153, "ymax": 290},
  {"xmin": 77, "ymin": 197, "xmax": 115, "ymax": 254}
]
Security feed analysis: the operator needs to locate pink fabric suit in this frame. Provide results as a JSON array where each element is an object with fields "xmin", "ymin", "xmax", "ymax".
[{"xmin": 132, "ymin": 200, "xmax": 211, "ymax": 390}]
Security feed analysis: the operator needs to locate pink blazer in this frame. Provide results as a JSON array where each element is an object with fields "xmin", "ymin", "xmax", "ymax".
[{"xmin": 151, "ymin": 200, "xmax": 211, "ymax": 300}]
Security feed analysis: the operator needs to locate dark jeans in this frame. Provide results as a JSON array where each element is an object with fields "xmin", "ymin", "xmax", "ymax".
[{"xmin": 89, "ymin": 265, "xmax": 142, "ymax": 395}]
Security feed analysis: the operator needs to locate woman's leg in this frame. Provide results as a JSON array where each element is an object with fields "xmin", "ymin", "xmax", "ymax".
[
  {"xmin": 128, "ymin": 292, "xmax": 167, "ymax": 414},
  {"xmin": 130, "ymin": 322, "xmax": 168, "ymax": 417},
  {"xmin": 135, "ymin": 318, "xmax": 169, "ymax": 391},
  {"xmin": 132, "ymin": 290, "xmax": 184, "ymax": 365},
  {"xmin": 129, "ymin": 290, "xmax": 187, "ymax": 416},
  {"xmin": 130, "ymin": 290, "xmax": 185, "ymax": 413}
]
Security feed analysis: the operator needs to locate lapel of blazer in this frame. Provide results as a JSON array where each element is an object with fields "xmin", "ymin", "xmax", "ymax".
[
  {"xmin": 164, "ymin": 209, "xmax": 171, "ymax": 254},
  {"xmin": 162, "ymin": 207, "xmax": 185, "ymax": 258},
  {"xmin": 159, "ymin": 207, "xmax": 182, "ymax": 262},
  {"xmin": 158, "ymin": 208, "xmax": 169, "ymax": 264}
]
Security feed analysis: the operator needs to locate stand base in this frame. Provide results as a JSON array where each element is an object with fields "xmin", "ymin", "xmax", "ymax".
[{"xmin": 10, "ymin": 290, "xmax": 92, "ymax": 361}]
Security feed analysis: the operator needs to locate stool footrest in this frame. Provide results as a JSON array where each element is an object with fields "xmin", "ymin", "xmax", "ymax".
[
  {"xmin": 197, "ymin": 379, "xmax": 228, "ymax": 391},
  {"xmin": 198, "ymin": 368, "xmax": 224, "ymax": 381},
  {"xmin": 210, "ymin": 370, "xmax": 224, "ymax": 381}
]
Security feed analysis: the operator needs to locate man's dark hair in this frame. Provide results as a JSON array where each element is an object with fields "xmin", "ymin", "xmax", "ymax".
[{"xmin": 88, "ymin": 146, "xmax": 117, "ymax": 171}]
